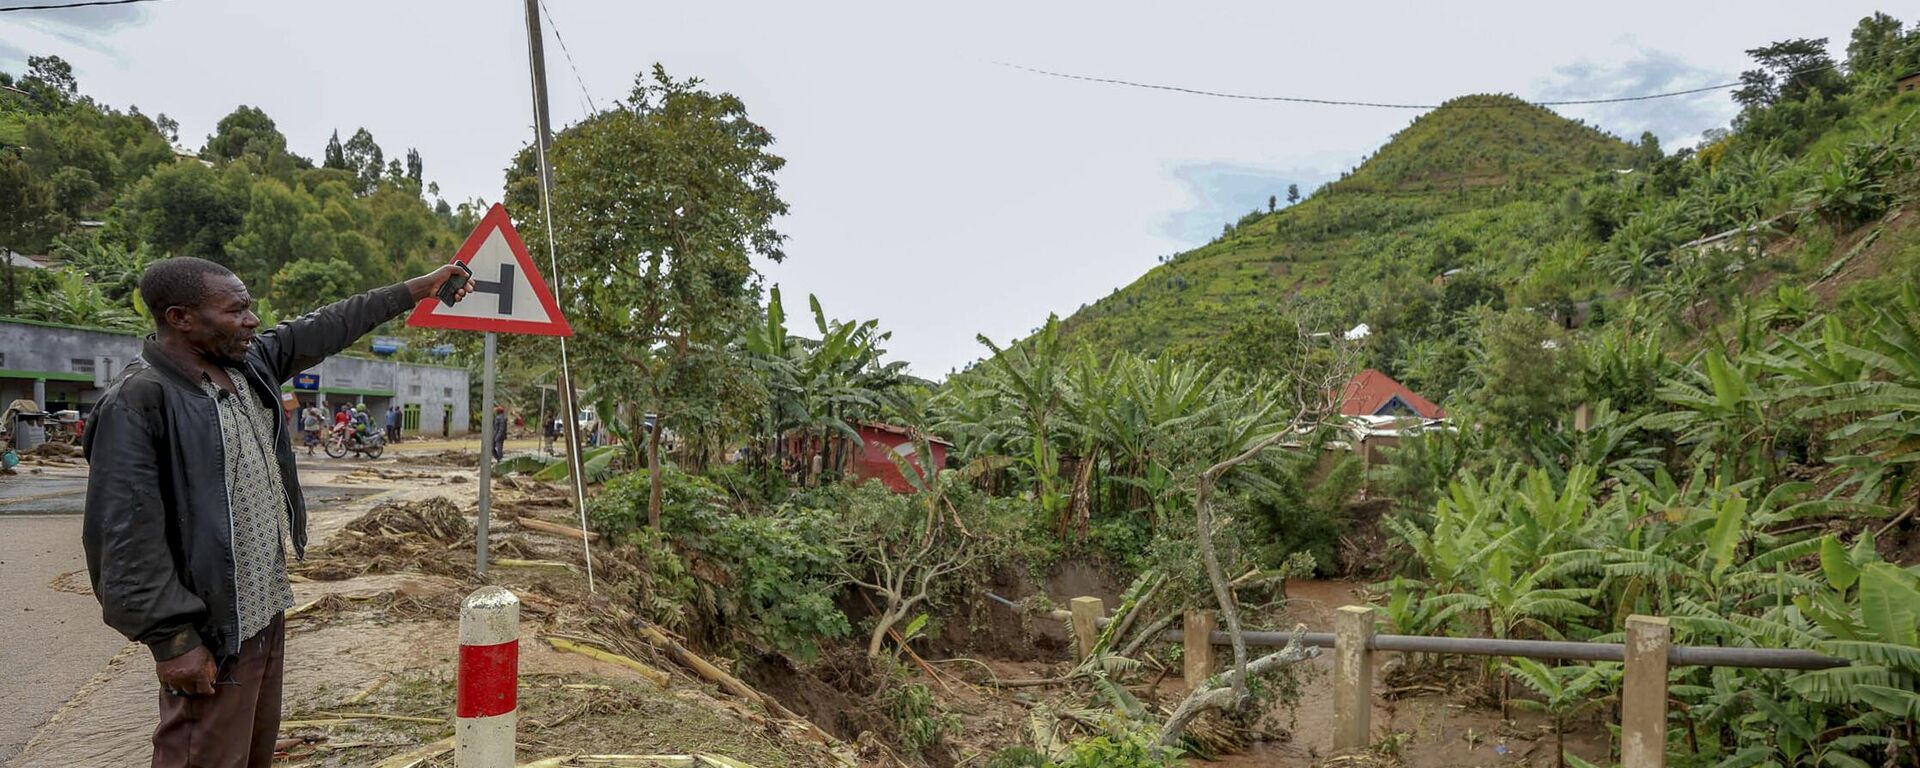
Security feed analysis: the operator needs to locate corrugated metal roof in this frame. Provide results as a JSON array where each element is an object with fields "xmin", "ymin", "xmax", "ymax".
[{"xmin": 1337, "ymin": 369, "xmax": 1444, "ymax": 419}]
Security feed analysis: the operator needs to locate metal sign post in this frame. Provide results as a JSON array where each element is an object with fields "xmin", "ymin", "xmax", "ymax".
[
  {"xmin": 476, "ymin": 332, "xmax": 497, "ymax": 576},
  {"xmin": 408, "ymin": 207, "xmax": 571, "ymax": 582}
]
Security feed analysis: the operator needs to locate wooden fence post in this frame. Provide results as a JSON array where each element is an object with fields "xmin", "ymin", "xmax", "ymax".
[
  {"xmin": 1182, "ymin": 609, "xmax": 1217, "ymax": 690},
  {"xmin": 1623, "ymin": 615, "xmax": 1671, "ymax": 768},
  {"xmin": 1069, "ymin": 596, "xmax": 1104, "ymax": 662},
  {"xmin": 1333, "ymin": 605, "xmax": 1376, "ymax": 752}
]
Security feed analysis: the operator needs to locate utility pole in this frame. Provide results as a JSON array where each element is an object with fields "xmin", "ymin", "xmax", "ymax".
[{"xmin": 523, "ymin": 0, "xmax": 596, "ymax": 591}]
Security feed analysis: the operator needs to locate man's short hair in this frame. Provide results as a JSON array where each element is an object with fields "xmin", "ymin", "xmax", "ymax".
[{"xmin": 139, "ymin": 257, "xmax": 236, "ymax": 320}]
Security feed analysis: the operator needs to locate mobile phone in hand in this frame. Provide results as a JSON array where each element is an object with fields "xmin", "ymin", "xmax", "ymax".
[{"xmin": 436, "ymin": 261, "xmax": 473, "ymax": 305}]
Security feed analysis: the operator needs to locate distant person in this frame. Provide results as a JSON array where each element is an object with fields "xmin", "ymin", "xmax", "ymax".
[
  {"xmin": 81, "ymin": 256, "xmax": 470, "ymax": 767},
  {"xmin": 385, "ymin": 405, "xmax": 400, "ymax": 443},
  {"xmin": 491, "ymin": 405, "xmax": 508, "ymax": 461},
  {"xmin": 300, "ymin": 403, "xmax": 324, "ymax": 455},
  {"xmin": 332, "ymin": 403, "xmax": 349, "ymax": 433},
  {"xmin": 349, "ymin": 404, "xmax": 372, "ymax": 442},
  {"xmin": 541, "ymin": 412, "xmax": 558, "ymax": 455}
]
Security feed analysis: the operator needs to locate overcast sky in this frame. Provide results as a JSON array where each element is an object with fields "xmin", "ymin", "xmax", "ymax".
[{"xmin": 1, "ymin": 1, "xmax": 1899, "ymax": 376}]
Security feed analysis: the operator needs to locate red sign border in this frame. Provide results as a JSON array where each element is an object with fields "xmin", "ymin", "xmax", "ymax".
[{"xmin": 408, "ymin": 203, "xmax": 574, "ymax": 337}]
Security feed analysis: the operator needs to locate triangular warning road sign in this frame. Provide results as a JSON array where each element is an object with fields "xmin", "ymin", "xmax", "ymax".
[{"xmin": 408, "ymin": 203, "xmax": 573, "ymax": 336}]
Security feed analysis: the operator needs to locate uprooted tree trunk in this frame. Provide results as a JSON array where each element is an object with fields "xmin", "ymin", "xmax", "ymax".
[
  {"xmin": 1156, "ymin": 630, "xmax": 1320, "ymax": 747},
  {"xmin": 1186, "ymin": 315, "xmax": 1356, "ymax": 710},
  {"xmin": 843, "ymin": 498, "xmax": 974, "ymax": 659},
  {"xmin": 1191, "ymin": 424, "xmax": 1309, "ymax": 704},
  {"xmin": 852, "ymin": 547, "xmax": 968, "ymax": 659}
]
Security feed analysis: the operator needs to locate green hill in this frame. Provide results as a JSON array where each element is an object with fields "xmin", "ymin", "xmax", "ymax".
[
  {"xmin": 1053, "ymin": 85, "xmax": 1920, "ymax": 409},
  {"xmin": 1058, "ymin": 94, "xmax": 1641, "ymax": 361}
]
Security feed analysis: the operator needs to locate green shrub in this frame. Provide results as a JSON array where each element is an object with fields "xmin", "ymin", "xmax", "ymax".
[
  {"xmin": 983, "ymin": 747, "xmax": 1049, "ymax": 768},
  {"xmin": 886, "ymin": 682, "xmax": 958, "ymax": 755},
  {"xmin": 591, "ymin": 468, "xmax": 850, "ymax": 659},
  {"xmin": 1055, "ymin": 723, "xmax": 1181, "ymax": 768},
  {"xmin": 588, "ymin": 465, "xmax": 728, "ymax": 537}
]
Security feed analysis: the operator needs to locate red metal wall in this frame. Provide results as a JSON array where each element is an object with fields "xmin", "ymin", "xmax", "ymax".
[{"xmin": 852, "ymin": 424, "xmax": 949, "ymax": 493}]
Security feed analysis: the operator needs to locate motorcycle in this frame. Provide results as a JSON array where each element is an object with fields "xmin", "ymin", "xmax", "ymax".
[{"xmin": 324, "ymin": 425, "xmax": 385, "ymax": 459}]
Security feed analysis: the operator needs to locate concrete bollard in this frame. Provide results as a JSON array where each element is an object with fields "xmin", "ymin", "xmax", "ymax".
[
  {"xmin": 1622, "ymin": 615, "xmax": 1671, "ymax": 768},
  {"xmin": 1182, "ymin": 609, "xmax": 1218, "ymax": 691},
  {"xmin": 1333, "ymin": 605, "xmax": 1376, "ymax": 752},
  {"xmin": 1069, "ymin": 596, "xmax": 1105, "ymax": 661},
  {"xmin": 456, "ymin": 586, "xmax": 520, "ymax": 768}
]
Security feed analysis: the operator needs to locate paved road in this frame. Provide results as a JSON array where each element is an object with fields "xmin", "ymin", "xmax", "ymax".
[
  {"xmin": 0, "ymin": 470, "xmax": 129, "ymax": 765},
  {"xmin": 0, "ymin": 460, "xmax": 395, "ymax": 765}
]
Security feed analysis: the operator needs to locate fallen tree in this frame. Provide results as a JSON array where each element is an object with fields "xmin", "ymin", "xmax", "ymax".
[{"xmin": 1155, "ymin": 629, "xmax": 1320, "ymax": 747}]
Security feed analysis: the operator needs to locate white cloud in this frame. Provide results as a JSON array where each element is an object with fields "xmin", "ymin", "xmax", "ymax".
[{"xmin": 1533, "ymin": 46, "xmax": 1742, "ymax": 149}]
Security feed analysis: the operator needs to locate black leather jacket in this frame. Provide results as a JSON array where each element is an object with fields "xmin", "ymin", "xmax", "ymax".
[{"xmin": 82, "ymin": 284, "xmax": 415, "ymax": 661}]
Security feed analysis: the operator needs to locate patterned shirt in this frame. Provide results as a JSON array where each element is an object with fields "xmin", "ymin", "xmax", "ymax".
[{"xmin": 202, "ymin": 367, "xmax": 296, "ymax": 642}]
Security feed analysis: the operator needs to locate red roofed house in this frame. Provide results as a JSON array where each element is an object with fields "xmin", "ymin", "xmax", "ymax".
[
  {"xmin": 1334, "ymin": 370, "xmax": 1446, "ymax": 467},
  {"xmin": 1338, "ymin": 369, "xmax": 1445, "ymax": 419}
]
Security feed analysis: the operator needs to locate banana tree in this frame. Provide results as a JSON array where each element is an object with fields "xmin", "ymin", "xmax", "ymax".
[
  {"xmin": 1502, "ymin": 659, "xmax": 1620, "ymax": 768},
  {"xmin": 975, "ymin": 316, "xmax": 1070, "ymax": 529},
  {"xmin": 1640, "ymin": 348, "xmax": 1786, "ymax": 481},
  {"xmin": 1796, "ymin": 287, "xmax": 1920, "ymax": 515},
  {"xmin": 744, "ymin": 286, "xmax": 905, "ymax": 484}
]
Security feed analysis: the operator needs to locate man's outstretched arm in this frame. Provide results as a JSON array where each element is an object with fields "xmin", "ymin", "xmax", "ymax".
[{"xmin": 253, "ymin": 265, "xmax": 473, "ymax": 382}]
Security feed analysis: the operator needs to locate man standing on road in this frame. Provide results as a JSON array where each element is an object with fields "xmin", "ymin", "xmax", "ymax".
[
  {"xmin": 491, "ymin": 404, "xmax": 508, "ymax": 460},
  {"xmin": 81, "ymin": 256, "xmax": 472, "ymax": 767}
]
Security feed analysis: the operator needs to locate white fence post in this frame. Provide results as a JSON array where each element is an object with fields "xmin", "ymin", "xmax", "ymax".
[
  {"xmin": 1334, "ymin": 605, "xmax": 1376, "ymax": 751},
  {"xmin": 1623, "ymin": 615, "xmax": 1671, "ymax": 768}
]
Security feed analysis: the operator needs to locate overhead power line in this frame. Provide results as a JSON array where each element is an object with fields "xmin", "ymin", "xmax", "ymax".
[
  {"xmin": 538, "ymin": 0, "xmax": 598, "ymax": 115},
  {"xmin": 994, "ymin": 60, "xmax": 1840, "ymax": 109},
  {"xmin": 0, "ymin": 0, "xmax": 163, "ymax": 12}
]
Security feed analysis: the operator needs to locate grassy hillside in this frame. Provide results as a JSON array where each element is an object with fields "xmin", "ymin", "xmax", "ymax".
[
  {"xmin": 1059, "ymin": 94, "xmax": 1640, "ymax": 359},
  {"xmin": 1055, "ymin": 86, "xmax": 1920, "ymax": 410}
]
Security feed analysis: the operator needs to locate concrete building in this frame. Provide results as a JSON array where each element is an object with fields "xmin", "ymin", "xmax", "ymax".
[{"xmin": 0, "ymin": 317, "xmax": 471, "ymax": 435}]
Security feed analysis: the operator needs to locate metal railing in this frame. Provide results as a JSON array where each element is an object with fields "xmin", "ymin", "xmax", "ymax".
[{"xmin": 1038, "ymin": 596, "xmax": 1848, "ymax": 768}]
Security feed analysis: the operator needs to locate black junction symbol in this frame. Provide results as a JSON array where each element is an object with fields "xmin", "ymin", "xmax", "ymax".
[{"xmin": 473, "ymin": 263, "xmax": 516, "ymax": 316}]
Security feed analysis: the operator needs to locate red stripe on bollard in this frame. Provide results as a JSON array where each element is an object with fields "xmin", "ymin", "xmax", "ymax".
[{"xmin": 456, "ymin": 640, "xmax": 519, "ymax": 718}]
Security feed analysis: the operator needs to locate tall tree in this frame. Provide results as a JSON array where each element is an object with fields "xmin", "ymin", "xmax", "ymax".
[
  {"xmin": 1267, "ymin": 194, "xmax": 1276, "ymax": 213},
  {"xmin": 204, "ymin": 105, "xmax": 286, "ymax": 165},
  {"xmin": 1845, "ymin": 12, "xmax": 1908, "ymax": 78},
  {"xmin": 404, "ymin": 148, "xmax": 423, "ymax": 189},
  {"xmin": 342, "ymin": 128, "xmax": 383, "ymax": 195},
  {"xmin": 512, "ymin": 65, "xmax": 787, "ymax": 528},
  {"xmin": 0, "ymin": 153, "xmax": 64, "ymax": 312},
  {"xmin": 21, "ymin": 55, "xmax": 77, "ymax": 107},
  {"xmin": 1733, "ymin": 38, "xmax": 1845, "ymax": 109},
  {"xmin": 1286, "ymin": 183, "xmax": 1301, "ymax": 204},
  {"xmin": 323, "ymin": 130, "xmax": 348, "ymax": 170}
]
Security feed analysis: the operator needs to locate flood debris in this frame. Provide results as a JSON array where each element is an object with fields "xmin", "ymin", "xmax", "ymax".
[{"xmin": 294, "ymin": 498, "xmax": 472, "ymax": 580}]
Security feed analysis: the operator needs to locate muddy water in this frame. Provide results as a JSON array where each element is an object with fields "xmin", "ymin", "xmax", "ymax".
[
  {"xmin": 1190, "ymin": 580, "xmax": 1376, "ymax": 767},
  {"xmin": 1194, "ymin": 579, "xmax": 1614, "ymax": 768}
]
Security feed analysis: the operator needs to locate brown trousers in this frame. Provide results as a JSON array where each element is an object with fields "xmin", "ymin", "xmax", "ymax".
[{"xmin": 151, "ymin": 615, "xmax": 285, "ymax": 768}]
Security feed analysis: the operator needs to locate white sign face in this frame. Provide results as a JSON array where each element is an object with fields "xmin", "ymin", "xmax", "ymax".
[
  {"xmin": 433, "ymin": 225, "xmax": 556, "ymax": 324},
  {"xmin": 408, "ymin": 203, "xmax": 572, "ymax": 337}
]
